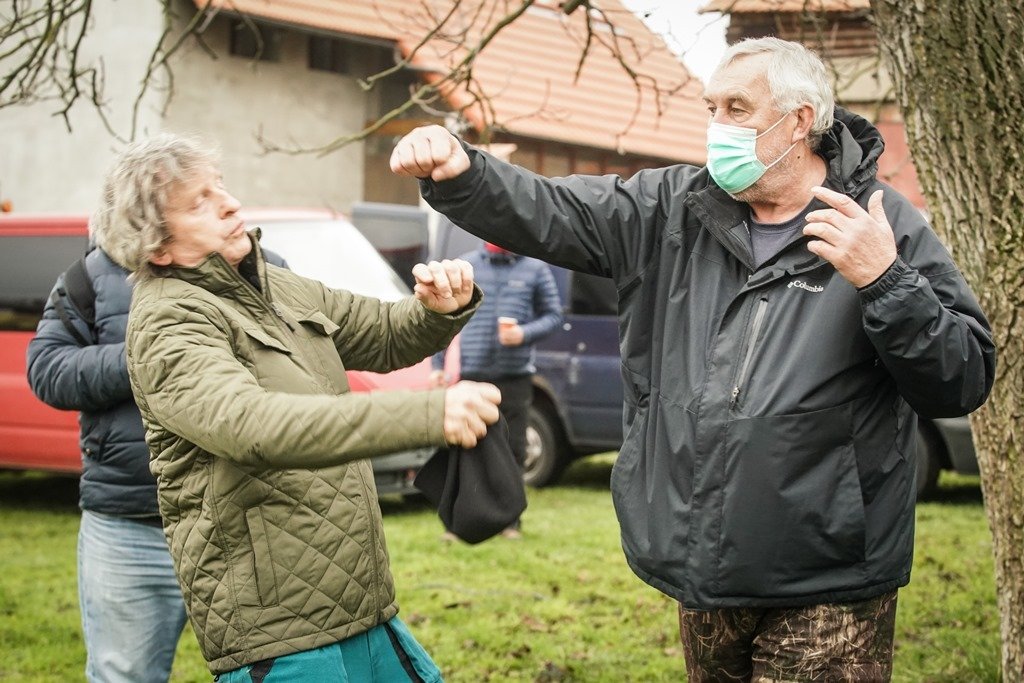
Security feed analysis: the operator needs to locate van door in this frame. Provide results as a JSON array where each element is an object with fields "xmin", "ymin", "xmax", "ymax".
[
  {"xmin": 535, "ymin": 269, "xmax": 623, "ymax": 452},
  {"xmin": 0, "ymin": 222, "xmax": 88, "ymax": 472}
]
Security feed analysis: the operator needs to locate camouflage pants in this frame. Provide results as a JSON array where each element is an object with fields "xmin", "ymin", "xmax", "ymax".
[{"xmin": 677, "ymin": 591, "xmax": 897, "ymax": 682}]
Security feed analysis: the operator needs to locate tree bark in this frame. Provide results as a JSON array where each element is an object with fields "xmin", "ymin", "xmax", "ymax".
[{"xmin": 872, "ymin": 1, "xmax": 1024, "ymax": 679}]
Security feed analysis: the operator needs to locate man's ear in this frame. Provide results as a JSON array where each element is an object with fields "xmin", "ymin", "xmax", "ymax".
[
  {"xmin": 148, "ymin": 248, "xmax": 172, "ymax": 267},
  {"xmin": 793, "ymin": 104, "xmax": 816, "ymax": 143}
]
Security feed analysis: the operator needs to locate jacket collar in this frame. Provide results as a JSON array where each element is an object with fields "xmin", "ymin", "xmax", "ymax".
[
  {"xmin": 155, "ymin": 229, "xmax": 272, "ymax": 302},
  {"xmin": 685, "ymin": 106, "xmax": 884, "ymax": 271}
]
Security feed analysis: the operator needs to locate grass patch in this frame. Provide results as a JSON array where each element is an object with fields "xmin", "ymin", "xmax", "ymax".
[{"xmin": 0, "ymin": 461, "xmax": 999, "ymax": 681}]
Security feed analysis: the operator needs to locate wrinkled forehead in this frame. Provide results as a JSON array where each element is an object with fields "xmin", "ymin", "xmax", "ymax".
[
  {"xmin": 163, "ymin": 163, "xmax": 220, "ymax": 209},
  {"xmin": 703, "ymin": 53, "xmax": 771, "ymax": 106}
]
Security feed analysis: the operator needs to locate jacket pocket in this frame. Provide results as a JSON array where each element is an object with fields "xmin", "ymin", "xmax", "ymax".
[
  {"xmin": 610, "ymin": 403, "xmax": 650, "ymax": 554},
  {"xmin": 239, "ymin": 324, "xmax": 306, "ymax": 393},
  {"xmin": 715, "ymin": 401, "xmax": 866, "ymax": 598},
  {"xmin": 729, "ymin": 297, "xmax": 768, "ymax": 411},
  {"xmin": 240, "ymin": 325, "xmax": 292, "ymax": 354},
  {"xmin": 297, "ymin": 311, "xmax": 340, "ymax": 336},
  {"xmin": 245, "ymin": 507, "xmax": 280, "ymax": 608},
  {"xmin": 296, "ymin": 311, "xmax": 348, "ymax": 392},
  {"xmin": 80, "ymin": 411, "xmax": 110, "ymax": 463}
]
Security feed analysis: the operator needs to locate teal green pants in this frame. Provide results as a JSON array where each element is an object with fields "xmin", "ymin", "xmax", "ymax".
[{"xmin": 216, "ymin": 617, "xmax": 442, "ymax": 682}]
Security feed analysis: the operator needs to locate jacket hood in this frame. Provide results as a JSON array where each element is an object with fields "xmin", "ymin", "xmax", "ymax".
[{"xmin": 819, "ymin": 106, "xmax": 885, "ymax": 196}]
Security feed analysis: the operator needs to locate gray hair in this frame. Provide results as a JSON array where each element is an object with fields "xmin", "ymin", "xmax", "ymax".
[
  {"xmin": 713, "ymin": 37, "xmax": 835, "ymax": 150},
  {"xmin": 92, "ymin": 133, "xmax": 219, "ymax": 280}
]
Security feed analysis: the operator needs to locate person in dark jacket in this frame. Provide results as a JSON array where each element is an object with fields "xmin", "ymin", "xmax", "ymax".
[
  {"xmin": 430, "ymin": 243, "xmax": 563, "ymax": 538},
  {"xmin": 26, "ymin": 240, "xmax": 287, "ymax": 682},
  {"xmin": 391, "ymin": 37, "xmax": 996, "ymax": 681}
]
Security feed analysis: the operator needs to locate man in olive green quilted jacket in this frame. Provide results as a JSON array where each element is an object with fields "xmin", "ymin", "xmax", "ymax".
[{"xmin": 108, "ymin": 134, "xmax": 501, "ymax": 681}]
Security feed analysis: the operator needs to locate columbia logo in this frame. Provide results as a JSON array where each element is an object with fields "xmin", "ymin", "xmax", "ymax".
[{"xmin": 788, "ymin": 280, "xmax": 824, "ymax": 293}]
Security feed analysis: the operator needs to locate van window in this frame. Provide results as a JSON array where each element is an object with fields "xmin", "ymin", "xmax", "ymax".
[
  {"xmin": 570, "ymin": 272, "xmax": 617, "ymax": 316},
  {"xmin": 255, "ymin": 219, "xmax": 411, "ymax": 302},
  {"xmin": 0, "ymin": 235, "xmax": 88, "ymax": 330}
]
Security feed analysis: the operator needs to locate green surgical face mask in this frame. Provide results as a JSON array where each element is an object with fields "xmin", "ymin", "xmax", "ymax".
[{"xmin": 706, "ymin": 112, "xmax": 797, "ymax": 194}]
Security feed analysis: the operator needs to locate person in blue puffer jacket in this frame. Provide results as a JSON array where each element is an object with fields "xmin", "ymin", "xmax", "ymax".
[
  {"xmin": 431, "ymin": 243, "xmax": 563, "ymax": 538},
  {"xmin": 26, "ymin": 242, "xmax": 286, "ymax": 683}
]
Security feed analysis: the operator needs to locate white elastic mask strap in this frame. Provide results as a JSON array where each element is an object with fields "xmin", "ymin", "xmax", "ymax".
[
  {"xmin": 761, "ymin": 111, "xmax": 798, "ymax": 169},
  {"xmin": 755, "ymin": 111, "xmax": 793, "ymax": 139},
  {"xmin": 764, "ymin": 141, "xmax": 799, "ymax": 171}
]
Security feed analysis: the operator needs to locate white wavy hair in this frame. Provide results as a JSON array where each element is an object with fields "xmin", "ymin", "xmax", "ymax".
[
  {"xmin": 713, "ymin": 37, "xmax": 835, "ymax": 150},
  {"xmin": 91, "ymin": 133, "xmax": 219, "ymax": 280}
]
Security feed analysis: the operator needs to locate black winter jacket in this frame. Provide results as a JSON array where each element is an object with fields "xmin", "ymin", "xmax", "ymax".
[
  {"xmin": 27, "ymin": 247, "xmax": 287, "ymax": 517},
  {"xmin": 422, "ymin": 108, "xmax": 995, "ymax": 608}
]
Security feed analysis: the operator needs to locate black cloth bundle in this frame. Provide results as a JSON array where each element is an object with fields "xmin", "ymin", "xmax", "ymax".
[{"xmin": 414, "ymin": 417, "xmax": 527, "ymax": 544}]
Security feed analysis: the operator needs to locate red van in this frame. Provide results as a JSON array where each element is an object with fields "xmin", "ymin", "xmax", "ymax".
[{"xmin": 0, "ymin": 210, "xmax": 435, "ymax": 494}]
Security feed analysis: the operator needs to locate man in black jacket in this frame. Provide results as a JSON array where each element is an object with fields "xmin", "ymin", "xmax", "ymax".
[{"xmin": 390, "ymin": 37, "xmax": 995, "ymax": 681}]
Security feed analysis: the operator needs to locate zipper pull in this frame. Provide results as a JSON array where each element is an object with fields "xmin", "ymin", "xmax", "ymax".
[{"xmin": 730, "ymin": 386, "xmax": 740, "ymax": 408}]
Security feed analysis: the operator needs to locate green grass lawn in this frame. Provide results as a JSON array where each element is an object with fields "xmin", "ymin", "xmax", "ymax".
[{"xmin": 0, "ymin": 456, "xmax": 999, "ymax": 682}]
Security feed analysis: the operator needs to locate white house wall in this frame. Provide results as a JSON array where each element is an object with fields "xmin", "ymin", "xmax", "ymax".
[
  {"xmin": 0, "ymin": 1, "xmax": 373, "ymax": 215},
  {"xmin": 163, "ymin": 10, "xmax": 369, "ymax": 213},
  {"xmin": 0, "ymin": 1, "xmax": 167, "ymax": 213}
]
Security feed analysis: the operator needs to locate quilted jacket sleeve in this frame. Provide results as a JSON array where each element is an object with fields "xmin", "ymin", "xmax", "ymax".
[
  {"xmin": 127, "ymin": 292, "xmax": 448, "ymax": 470},
  {"xmin": 305, "ymin": 276, "xmax": 482, "ymax": 374}
]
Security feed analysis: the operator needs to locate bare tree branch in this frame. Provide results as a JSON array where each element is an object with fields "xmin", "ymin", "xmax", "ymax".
[
  {"xmin": 3, "ymin": 0, "xmax": 697, "ymax": 156},
  {"xmin": 259, "ymin": 0, "xmax": 537, "ymax": 156},
  {"xmin": 127, "ymin": 0, "xmax": 217, "ymax": 141},
  {"xmin": 0, "ymin": 0, "xmax": 221, "ymax": 139},
  {"xmin": 359, "ymin": 0, "xmax": 464, "ymax": 91},
  {"xmin": 1, "ymin": 0, "xmax": 98, "ymax": 130},
  {"xmin": 258, "ymin": 0, "xmax": 695, "ymax": 156}
]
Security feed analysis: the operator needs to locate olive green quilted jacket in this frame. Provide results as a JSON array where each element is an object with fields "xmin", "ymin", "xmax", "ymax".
[{"xmin": 126, "ymin": 237, "xmax": 479, "ymax": 673}]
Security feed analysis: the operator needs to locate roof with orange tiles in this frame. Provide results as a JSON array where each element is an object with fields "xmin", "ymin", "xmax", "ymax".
[
  {"xmin": 700, "ymin": 0, "xmax": 870, "ymax": 12},
  {"xmin": 196, "ymin": 0, "xmax": 707, "ymax": 163}
]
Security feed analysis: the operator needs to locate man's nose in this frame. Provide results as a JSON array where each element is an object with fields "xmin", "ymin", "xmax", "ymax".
[{"xmin": 219, "ymin": 190, "xmax": 241, "ymax": 216}]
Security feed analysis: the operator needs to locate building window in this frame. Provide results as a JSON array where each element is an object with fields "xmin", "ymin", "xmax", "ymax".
[
  {"xmin": 229, "ymin": 20, "xmax": 282, "ymax": 62},
  {"xmin": 309, "ymin": 35, "xmax": 350, "ymax": 75}
]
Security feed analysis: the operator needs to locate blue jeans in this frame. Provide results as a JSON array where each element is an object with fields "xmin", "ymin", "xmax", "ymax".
[
  {"xmin": 78, "ymin": 510, "xmax": 188, "ymax": 683},
  {"xmin": 217, "ymin": 617, "xmax": 443, "ymax": 682}
]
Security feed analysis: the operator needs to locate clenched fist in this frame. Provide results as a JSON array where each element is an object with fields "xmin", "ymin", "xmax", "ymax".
[
  {"xmin": 390, "ymin": 125, "xmax": 470, "ymax": 182},
  {"xmin": 443, "ymin": 380, "xmax": 501, "ymax": 448},
  {"xmin": 412, "ymin": 259, "xmax": 474, "ymax": 314}
]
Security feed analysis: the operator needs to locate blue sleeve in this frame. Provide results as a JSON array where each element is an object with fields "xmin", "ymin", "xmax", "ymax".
[
  {"xmin": 521, "ymin": 264, "xmax": 564, "ymax": 345},
  {"xmin": 431, "ymin": 348, "xmax": 447, "ymax": 372},
  {"xmin": 26, "ymin": 277, "xmax": 132, "ymax": 413}
]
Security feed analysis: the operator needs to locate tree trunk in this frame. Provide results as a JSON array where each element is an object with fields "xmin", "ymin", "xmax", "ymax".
[{"xmin": 872, "ymin": 1, "xmax": 1024, "ymax": 679}]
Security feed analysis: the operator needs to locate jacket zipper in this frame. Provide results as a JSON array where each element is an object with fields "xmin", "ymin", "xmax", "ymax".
[
  {"xmin": 730, "ymin": 297, "xmax": 768, "ymax": 410},
  {"xmin": 241, "ymin": 272, "xmax": 295, "ymax": 334},
  {"xmin": 229, "ymin": 254, "xmax": 385, "ymax": 615}
]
